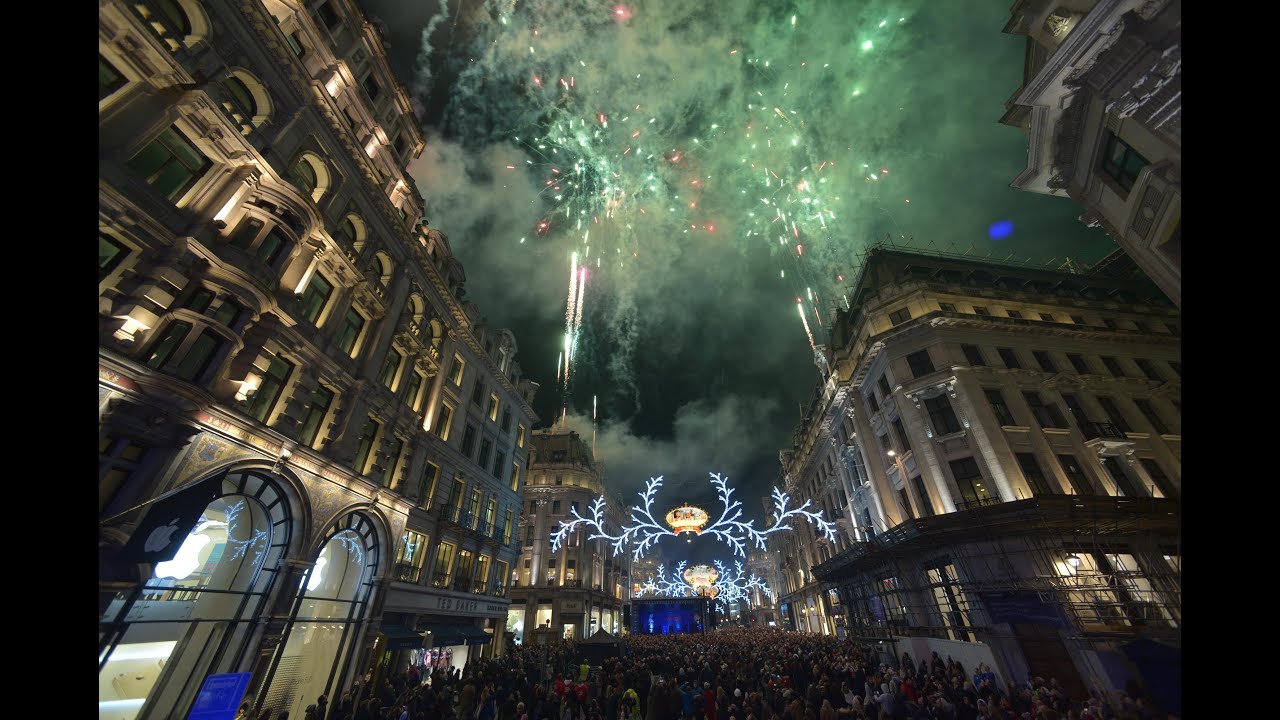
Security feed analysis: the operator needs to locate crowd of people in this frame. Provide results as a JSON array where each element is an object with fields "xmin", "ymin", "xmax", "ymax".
[{"xmin": 242, "ymin": 627, "xmax": 1174, "ymax": 720}]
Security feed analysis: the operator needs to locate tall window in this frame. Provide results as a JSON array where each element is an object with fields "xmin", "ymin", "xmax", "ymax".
[
  {"xmin": 1140, "ymin": 459, "xmax": 1178, "ymax": 500},
  {"xmin": 361, "ymin": 73, "xmax": 381, "ymax": 102},
  {"xmin": 1006, "ymin": 310, "xmax": 1023, "ymax": 319},
  {"xmin": 127, "ymin": 126, "xmax": 211, "ymax": 202},
  {"xmin": 1032, "ymin": 350, "xmax": 1057, "ymax": 374},
  {"xmin": 1100, "ymin": 356, "xmax": 1125, "ymax": 377},
  {"xmin": 468, "ymin": 490, "xmax": 483, "ymax": 530},
  {"xmin": 447, "ymin": 479, "xmax": 465, "ymax": 522},
  {"xmin": 1023, "ymin": 392, "xmax": 1066, "ymax": 428},
  {"xmin": 985, "ymin": 388, "xmax": 1016, "ymax": 426},
  {"xmin": 997, "ymin": 348, "xmax": 1021, "ymax": 369},
  {"xmin": 924, "ymin": 395, "xmax": 962, "ymax": 435},
  {"xmin": 433, "ymin": 403, "xmax": 454, "ymax": 440},
  {"xmin": 1056, "ymin": 454, "xmax": 1094, "ymax": 495},
  {"xmin": 1015, "ymin": 453, "xmax": 1054, "ymax": 497},
  {"xmin": 449, "ymin": 354, "xmax": 465, "ymax": 385},
  {"xmin": 1038, "ymin": 312, "xmax": 1055, "ymax": 322},
  {"xmin": 99, "ymin": 54, "xmax": 127, "ymax": 101},
  {"xmin": 493, "ymin": 450, "xmax": 506, "ymax": 479},
  {"xmin": 100, "ymin": 233, "xmax": 131, "ymax": 282},
  {"xmin": 1060, "ymin": 393, "xmax": 1088, "ymax": 426},
  {"xmin": 504, "ymin": 509, "xmax": 514, "ymax": 544},
  {"xmin": 144, "ymin": 321, "xmax": 192, "ymax": 369},
  {"xmin": 891, "ymin": 418, "xmax": 911, "ymax": 454},
  {"xmin": 173, "ymin": 330, "xmax": 225, "ymax": 382},
  {"xmin": 1067, "ymin": 353, "xmax": 1090, "ymax": 374},
  {"xmin": 949, "ymin": 457, "xmax": 993, "ymax": 505},
  {"xmin": 1096, "ymin": 396, "xmax": 1131, "ymax": 433},
  {"xmin": 961, "ymin": 344, "xmax": 985, "ymax": 366},
  {"xmin": 972, "ymin": 306, "xmax": 990, "ymax": 316},
  {"xmin": 471, "ymin": 380, "xmax": 485, "ymax": 404},
  {"xmin": 517, "ymin": 424, "xmax": 526, "ymax": 448},
  {"xmin": 380, "ymin": 348, "xmax": 404, "ymax": 390},
  {"xmin": 488, "ymin": 392, "xmax": 500, "ymax": 422},
  {"xmin": 552, "ymin": 500, "xmax": 561, "ymax": 514},
  {"xmin": 298, "ymin": 385, "xmax": 335, "ymax": 447},
  {"xmin": 495, "ymin": 560, "xmax": 509, "ymax": 595},
  {"xmin": 889, "ymin": 307, "xmax": 912, "ymax": 325},
  {"xmin": 381, "ymin": 436, "xmax": 404, "ymax": 487},
  {"xmin": 1132, "ymin": 399, "xmax": 1169, "ymax": 435},
  {"xmin": 431, "ymin": 542, "xmax": 457, "ymax": 587},
  {"xmin": 1100, "ymin": 131, "xmax": 1150, "ymax": 192},
  {"xmin": 298, "ymin": 272, "xmax": 333, "ymax": 324},
  {"xmin": 478, "ymin": 438, "xmax": 493, "ymax": 468},
  {"xmin": 474, "ymin": 555, "xmax": 491, "ymax": 594},
  {"xmin": 877, "ymin": 375, "xmax": 892, "ymax": 397},
  {"xmin": 461, "ymin": 424, "xmax": 477, "ymax": 458},
  {"xmin": 335, "ymin": 307, "xmax": 366, "ymax": 356},
  {"xmin": 906, "ymin": 349, "xmax": 935, "ymax": 378},
  {"xmin": 485, "ymin": 497, "xmax": 497, "ymax": 535},
  {"xmin": 1099, "ymin": 456, "xmax": 1140, "ymax": 496},
  {"xmin": 405, "ymin": 371, "xmax": 425, "ymax": 411},
  {"xmin": 865, "ymin": 390, "xmax": 880, "ymax": 413},
  {"xmin": 394, "ymin": 531, "xmax": 429, "ymax": 584},
  {"xmin": 939, "ymin": 303, "xmax": 957, "ymax": 312},
  {"xmin": 501, "ymin": 408, "xmax": 512, "ymax": 433},
  {"xmin": 420, "ymin": 462, "xmax": 440, "ymax": 510},
  {"xmin": 927, "ymin": 563, "xmax": 974, "ymax": 641},
  {"xmin": 912, "ymin": 477, "xmax": 934, "ymax": 516},
  {"xmin": 511, "ymin": 462, "xmax": 520, "ymax": 492},
  {"xmin": 243, "ymin": 355, "xmax": 293, "ymax": 423},
  {"xmin": 1134, "ymin": 358, "xmax": 1162, "ymax": 382},
  {"xmin": 353, "ymin": 416, "xmax": 380, "ymax": 474}
]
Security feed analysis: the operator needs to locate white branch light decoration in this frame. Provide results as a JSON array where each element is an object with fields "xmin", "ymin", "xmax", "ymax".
[
  {"xmin": 550, "ymin": 472, "xmax": 837, "ymax": 559},
  {"xmin": 635, "ymin": 560, "xmax": 774, "ymax": 614}
]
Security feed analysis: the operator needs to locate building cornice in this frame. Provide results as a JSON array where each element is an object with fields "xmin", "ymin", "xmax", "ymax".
[{"xmin": 1016, "ymin": 0, "xmax": 1127, "ymax": 107}]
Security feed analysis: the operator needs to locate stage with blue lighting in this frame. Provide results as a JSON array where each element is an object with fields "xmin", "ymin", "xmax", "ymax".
[{"xmin": 631, "ymin": 597, "xmax": 713, "ymax": 635}]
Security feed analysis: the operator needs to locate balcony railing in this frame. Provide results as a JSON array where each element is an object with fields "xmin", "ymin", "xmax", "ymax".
[
  {"xmin": 492, "ymin": 583, "xmax": 507, "ymax": 597},
  {"xmin": 473, "ymin": 581, "xmax": 488, "ymax": 594},
  {"xmin": 430, "ymin": 572, "xmax": 451, "ymax": 588},
  {"xmin": 954, "ymin": 497, "xmax": 1001, "ymax": 512},
  {"xmin": 1080, "ymin": 421, "xmax": 1129, "ymax": 442},
  {"xmin": 394, "ymin": 563, "xmax": 422, "ymax": 584},
  {"xmin": 453, "ymin": 575, "xmax": 471, "ymax": 593}
]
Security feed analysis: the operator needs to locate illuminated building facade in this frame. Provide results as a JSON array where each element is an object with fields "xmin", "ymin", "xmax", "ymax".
[
  {"xmin": 777, "ymin": 246, "xmax": 1180, "ymax": 704},
  {"xmin": 743, "ymin": 548, "xmax": 782, "ymax": 627},
  {"xmin": 1000, "ymin": 0, "xmax": 1181, "ymax": 306},
  {"xmin": 99, "ymin": 0, "xmax": 537, "ymax": 717},
  {"xmin": 509, "ymin": 429, "xmax": 631, "ymax": 642}
]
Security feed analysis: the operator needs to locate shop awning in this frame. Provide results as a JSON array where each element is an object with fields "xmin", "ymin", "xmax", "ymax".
[
  {"xmin": 380, "ymin": 625, "xmax": 425, "ymax": 650},
  {"xmin": 420, "ymin": 623, "xmax": 490, "ymax": 646}
]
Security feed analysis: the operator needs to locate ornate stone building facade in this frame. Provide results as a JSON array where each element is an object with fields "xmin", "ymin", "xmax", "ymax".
[
  {"xmin": 1000, "ymin": 0, "xmax": 1180, "ymax": 306},
  {"xmin": 99, "ymin": 0, "xmax": 537, "ymax": 717},
  {"xmin": 776, "ymin": 246, "xmax": 1180, "ymax": 705},
  {"xmin": 508, "ymin": 429, "xmax": 631, "ymax": 642}
]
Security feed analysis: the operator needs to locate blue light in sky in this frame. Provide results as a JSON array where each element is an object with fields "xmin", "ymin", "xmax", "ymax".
[{"xmin": 988, "ymin": 220, "xmax": 1015, "ymax": 240}]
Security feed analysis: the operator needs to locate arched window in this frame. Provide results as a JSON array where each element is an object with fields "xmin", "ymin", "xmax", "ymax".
[
  {"xmin": 288, "ymin": 153, "xmax": 331, "ymax": 204},
  {"xmin": 406, "ymin": 294, "xmax": 426, "ymax": 327},
  {"xmin": 373, "ymin": 252, "xmax": 393, "ymax": 287},
  {"xmin": 289, "ymin": 158, "xmax": 317, "ymax": 197},
  {"xmin": 98, "ymin": 469, "xmax": 294, "ymax": 717},
  {"xmin": 220, "ymin": 72, "xmax": 272, "ymax": 136},
  {"xmin": 260, "ymin": 511, "xmax": 381, "ymax": 718}
]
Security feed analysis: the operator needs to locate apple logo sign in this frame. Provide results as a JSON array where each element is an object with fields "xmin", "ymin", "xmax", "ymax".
[
  {"xmin": 155, "ymin": 532, "xmax": 212, "ymax": 580},
  {"xmin": 145, "ymin": 519, "xmax": 182, "ymax": 553}
]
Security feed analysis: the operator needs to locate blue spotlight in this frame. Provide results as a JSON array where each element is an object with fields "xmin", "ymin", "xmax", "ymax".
[{"xmin": 988, "ymin": 220, "xmax": 1014, "ymax": 240}]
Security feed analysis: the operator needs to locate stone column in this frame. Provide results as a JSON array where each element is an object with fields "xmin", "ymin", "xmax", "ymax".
[
  {"xmin": 949, "ymin": 374, "xmax": 1021, "ymax": 500},
  {"xmin": 894, "ymin": 387, "xmax": 957, "ymax": 512},
  {"xmin": 846, "ymin": 405, "xmax": 901, "ymax": 529}
]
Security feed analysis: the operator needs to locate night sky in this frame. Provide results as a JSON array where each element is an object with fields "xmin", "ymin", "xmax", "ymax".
[{"xmin": 363, "ymin": 0, "xmax": 1114, "ymax": 531}]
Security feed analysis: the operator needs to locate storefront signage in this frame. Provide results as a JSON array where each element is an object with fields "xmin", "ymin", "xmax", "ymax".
[
  {"xmin": 99, "ymin": 366, "xmax": 139, "ymax": 391},
  {"xmin": 560, "ymin": 600, "xmax": 584, "ymax": 612},
  {"xmin": 433, "ymin": 596, "xmax": 507, "ymax": 616},
  {"xmin": 188, "ymin": 672, "xmax": 252, "ymax": 720}
]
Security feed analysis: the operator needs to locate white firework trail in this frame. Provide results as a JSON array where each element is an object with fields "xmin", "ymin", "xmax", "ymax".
[{"xmin": 797, "ymin": 298, "xmax": 815, "ymax": 351}]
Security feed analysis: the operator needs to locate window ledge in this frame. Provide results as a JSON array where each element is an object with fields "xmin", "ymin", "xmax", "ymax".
[
  {"xmin": 1159, "ymin": 434, "xmax": 1182, "ymax": 442},
  {"xmin": 1002, "ymin": 425, "xmax": 1033, "ymax": 433},
  {"xmin": 1042, "ymin": 428, "xmax": 1073, "ymax": 436}
]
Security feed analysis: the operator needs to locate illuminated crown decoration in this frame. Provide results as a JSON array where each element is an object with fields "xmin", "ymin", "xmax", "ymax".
[
  {"xmin": 549, "ymin": 472, "xmax": 837, "ymax": 560},
  {"xmin": 636, "ymin": 559, "xmax": 774, "ymax": 613},
  {"xmin": 665, "ymin": 505, "xmax": 710, "ymax": 536}
]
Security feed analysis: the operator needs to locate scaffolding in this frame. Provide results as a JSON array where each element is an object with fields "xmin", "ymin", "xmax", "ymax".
[{"xmin": 812, "ymin": 495, "xmax": 1180, "ymax": 697}]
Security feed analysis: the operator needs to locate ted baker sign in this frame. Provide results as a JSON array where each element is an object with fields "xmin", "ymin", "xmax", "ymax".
[{"xmin": 434, "ymin": 596, "xmax": 505, "ymax": 615}]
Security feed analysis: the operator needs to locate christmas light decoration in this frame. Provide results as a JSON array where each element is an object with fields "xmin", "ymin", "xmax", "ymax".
[
  {"xmin": 635, "ymin": 559, "xmax": 774, "ymax": 614},
  {"xmin": 550, "ymin": 472, "xmax": 837, "ymax": 560}
]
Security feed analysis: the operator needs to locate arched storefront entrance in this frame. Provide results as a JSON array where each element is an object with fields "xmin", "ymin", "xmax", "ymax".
[
  {"xmin": 98, "ymin": 468, "xmax": 296, "ymax": 720},
  {"xmin": 258, "ymin": 510, "xmax": 382, "ymax": 718}
]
